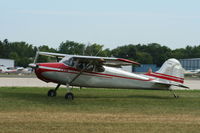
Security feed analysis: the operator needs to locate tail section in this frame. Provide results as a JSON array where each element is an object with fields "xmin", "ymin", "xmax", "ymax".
[
  {"xmin": 156, "ymin": 58, "xmax": 184, "ymax": 83},
  {"xmin": 145, "ymin": 58, "xmax": 184, "ymax": 84}
]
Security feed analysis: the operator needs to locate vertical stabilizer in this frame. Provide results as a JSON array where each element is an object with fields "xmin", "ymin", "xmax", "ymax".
[
  {"xmin": 145, "ymin": 59, "xmax": 184, "ymax": 84},
  {"xmin": 158, "ymin": 59, "xmax": 184, "ymax": 77}
]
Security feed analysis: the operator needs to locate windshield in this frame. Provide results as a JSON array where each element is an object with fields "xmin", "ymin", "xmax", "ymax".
[{"xmin": 61, "ymin": 56, "xmax": 74, "ymax": 66}]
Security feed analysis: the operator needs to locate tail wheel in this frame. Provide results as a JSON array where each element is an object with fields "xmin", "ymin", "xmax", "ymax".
[
  {"xmin": 65, "ymin": 92, "xmax": 74, "ymax": 100},
  {"xmin": 48, "ymin": 89, "xmax": 57, "ymax": 97}
]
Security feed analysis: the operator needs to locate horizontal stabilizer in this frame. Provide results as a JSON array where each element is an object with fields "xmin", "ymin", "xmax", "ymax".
[{"xmin": 155, "ymin": 80, "xmax": 189, "ymax": 89}]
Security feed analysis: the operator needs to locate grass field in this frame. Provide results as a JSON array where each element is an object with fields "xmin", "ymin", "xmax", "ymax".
[{"xmin": 0, "ymin": 87, "xmax": 200, "ymax": 133}]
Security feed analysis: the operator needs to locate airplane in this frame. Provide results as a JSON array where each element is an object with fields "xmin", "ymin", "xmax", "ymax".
[
  {"xmin": 29, "ymin": 51, "xmax": 189, "ymax": 100},
  {"xmin": 0, "ymin": 65, "xmax": 32, "ymax": 74},
  {"xmin": 184, "ymin": 69, "xmax": 200, "ymax": 76},
  {"xmin": 18, "ymin": 67, "xmax": 33, "ymax": 75},
  {"xmin": 0, "ymin": 65, "xmax": 18, "ymax": 74}
]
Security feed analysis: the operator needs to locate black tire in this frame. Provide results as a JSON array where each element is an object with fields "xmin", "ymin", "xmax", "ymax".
[
  {"xmin": 65, "ymin": 92, "xmax": 74, "ymax": 100},
  {"xmin": 47, "ymin": 89, "xmax": 57, "ymax": 97},
  {"xmin": 175, "ymin": 95, "xmax": 179, "ymax": 98}
]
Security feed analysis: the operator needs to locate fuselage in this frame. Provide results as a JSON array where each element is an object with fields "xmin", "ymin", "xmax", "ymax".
[{"xmin": 34, "ymin": 62, "xmax": 170, "ymax": 90}]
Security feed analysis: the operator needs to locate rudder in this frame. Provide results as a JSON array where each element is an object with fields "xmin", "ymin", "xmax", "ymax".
[{"xmin": 146, "ymin": 58, "xmax": 184, "ymax": 83}]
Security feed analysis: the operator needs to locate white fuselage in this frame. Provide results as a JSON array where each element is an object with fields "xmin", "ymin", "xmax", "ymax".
[{"xmin": 36, "ymin": 63, "xmax": 169, "ymax": 90}]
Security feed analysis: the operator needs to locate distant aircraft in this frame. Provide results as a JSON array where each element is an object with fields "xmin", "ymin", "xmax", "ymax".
[
  {"xmin": 18, "ymin": 67, "xmax": 33, "ymax": 74},
  {"xmin": 0, "ymin": 65, "xmax": 18, "ymax": 74},
  {"xmin": 29, "ymin": 52, "xmax": 189, "ymax": 100},
  {"xmin": 0, "ymin": 65, "xmax": 32, "ymax": 74},
  {"xmin": 184, "ymin": 69, "xmax": 200, "ymax": 76}
]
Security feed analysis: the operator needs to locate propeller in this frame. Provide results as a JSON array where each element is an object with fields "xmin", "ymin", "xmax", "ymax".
[{"xmin": 29, "ymin": 49, "xmax": 40, "ymax": 72}]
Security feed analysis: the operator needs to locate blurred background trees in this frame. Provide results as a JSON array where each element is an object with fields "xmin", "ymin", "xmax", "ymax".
[{"xmin": 0, "ymin": 39, "xmax": 200, "ymax": 67}]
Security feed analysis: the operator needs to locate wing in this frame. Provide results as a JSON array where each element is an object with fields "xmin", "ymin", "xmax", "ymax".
[
  {"xmin": 33, "ymin": 51, "xmax": 67, "ymax": 63},
  {"xmin": 38, "ymin": 51, "xmax": 67, "ymax": 58},
  {"xmin": 34, "ymin": 51, "xmax": 140, "ymax": 66},
  {"xmin": 72, "ymin": 55, "xmax": 140, "ymax": 66}
]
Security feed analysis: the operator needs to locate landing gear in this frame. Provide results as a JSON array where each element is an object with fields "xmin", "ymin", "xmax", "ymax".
[
  {"xmin": 170, "ymin": 89, "xmax": 179, "ymax": 98},
  {"xmin": 47, "ymin": 84, "xmax": 60, "ymax": 97},
  {"xmin": 48, "ymin": 89, "xmax": 57, "ymax": 97},
  {"xmin": 47, "ymin": 83, "xmax": 75, "ymax": 100},
  {"xmin": 65, "ymin": 92, "xmax": 74, "ymax": 100},
  {"xmin": 173, "ymin": 93, "xmax": 179, "ymax": 98},
  {"xmin": 65, "ymin": 84, "xmax": 74, "ymax": 100}
]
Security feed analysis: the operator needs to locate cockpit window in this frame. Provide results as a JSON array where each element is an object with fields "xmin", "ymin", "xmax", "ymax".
[
  {"xmin": 62, "ymin": 57, "xmax": 74, "ymax": 66},
  {"xmin": 95, "ymin": 65, "xmax": 105, "ymax": 72},
  {"xmin": 62, "ymin": 57, "xmax": 105, "ymax": 72},
  {"xmin": 63, "ymin": 59, "xmax": 69, "ymax": 66}
]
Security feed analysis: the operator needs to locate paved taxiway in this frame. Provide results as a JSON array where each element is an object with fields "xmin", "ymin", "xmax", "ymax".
[{"xmin": 0, "ymin": 78, "xmax": 199, "ymax": 90}]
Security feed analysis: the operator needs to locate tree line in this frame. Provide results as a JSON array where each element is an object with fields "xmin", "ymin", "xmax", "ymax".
[{"xmin": 0, "ymin": 39, "xmax": 200, "ymax": 67}]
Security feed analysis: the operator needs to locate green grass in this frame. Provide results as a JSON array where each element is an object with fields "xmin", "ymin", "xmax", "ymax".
[{"xmin": 0, "ymin": 87, "xmax": 200, "ymax": 133}]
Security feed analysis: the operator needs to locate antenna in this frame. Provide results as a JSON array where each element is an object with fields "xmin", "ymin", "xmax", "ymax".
[
  {"xmin": 85, "ymin": 42, "xmax": 103, "ymax": 57},
  {"xmin": 95, "ymin": 48, "xmax": 102, "ymax": 56},
  {"xmin": 82, "ymin": 45, "xmax": 85, "ymax": 55}
]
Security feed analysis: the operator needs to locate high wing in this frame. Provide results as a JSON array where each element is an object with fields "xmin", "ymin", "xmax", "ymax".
[
  {"xmin": 33, "ymin": 51, "xmax": 67, "ymax": 63},
  {"xmin": 71, "ymin": 55, "xmax": 140, "ymax": 66},
  {"xmin": 35, "ymin": 51, "xmax": 140, "ymax": 66},
  {"xmin": 38, "ymin": 51, "xmax": 66, "ymax": 58}
]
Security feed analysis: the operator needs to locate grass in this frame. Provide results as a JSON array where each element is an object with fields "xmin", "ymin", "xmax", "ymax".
[{"xmin": 0, "ymin": 87, "xmax": 200, "ymax": 133}]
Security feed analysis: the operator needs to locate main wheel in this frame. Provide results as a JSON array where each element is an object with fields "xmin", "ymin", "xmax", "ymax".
[
  {"xmin": 65, "ymin": 92, "xmax": 74, "ymax": 100},
  {"xmin": 47, "ymin": 89, "xmax": 57, "ymax": 97},
  {"xmin": 174, "ymin": 95, "xmax": 179, "ymax": 98}
]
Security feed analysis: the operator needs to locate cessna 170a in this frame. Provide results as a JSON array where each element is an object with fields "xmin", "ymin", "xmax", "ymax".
[{"xmin": 29, "ymin": 52, "xmax": 189, "ymax": 100}]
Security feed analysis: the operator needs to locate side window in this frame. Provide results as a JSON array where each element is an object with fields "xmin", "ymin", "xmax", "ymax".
[
  {"xmin": 86, "ymin": 64, "xmax": 94, "ymax": 72},
  {"xmin": 69, "ymin": 58, "xmax": 75, "ymax": 66},
  {"xmin": 76, "ymin": 63, "xmax": 85, "ymax": 70},
  {"xmin": 63, "ymin": 58, "xmax": 74, "ymax": 66},
  {"xmin": 95, "ymin": 65, "xmax": 105, "ymax": 72},
  {"xmin": 77, "ymin": 63, "xmax": 94, "ymax": 72}
]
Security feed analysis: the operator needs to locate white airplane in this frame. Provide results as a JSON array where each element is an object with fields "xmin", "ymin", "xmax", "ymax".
[
  {"xmin": 29, "ymin": 52, "xmax": 189, "ymax": 100},
  {"xmin": 18, "ymin": 67, "xmax": 33, "ymax": 74},
  {"xmin": 0, "ymin": 65, "xmax": 18, "ymax": 74},
  {"xmin": 184, "ymin": 69, "xmax": 200, "ymax": 75}
]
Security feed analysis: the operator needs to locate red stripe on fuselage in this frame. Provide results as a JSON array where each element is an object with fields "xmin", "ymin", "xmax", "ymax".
[
  {"xmin": 36, "ymin": 63, "xmax": 152, "ymax": 82},
  {"xmin": 35, "ymin": 68, "xmax": 52, "ymax": 83},
  {"xmin": 144, "ymin": 73, "xmax": 184, "ymax": 83},
  {"xmin": 154, "ymin": 72, "xmax": 184, "ymax": 80}
]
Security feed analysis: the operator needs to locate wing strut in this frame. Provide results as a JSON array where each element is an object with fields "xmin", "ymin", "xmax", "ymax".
[
  {"xmin": 68, "ymin": 71, "xmax": 83, "ymax": 85},
  {"xmin": 68, "ymin": 61, "xmax": 93, "ymax": 85},
  {"xmin": 65, "ymin": 61, "xmax": 94, "ymax": 100}
]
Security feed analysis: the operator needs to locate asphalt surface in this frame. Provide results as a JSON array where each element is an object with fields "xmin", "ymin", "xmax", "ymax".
[
  {"xmin": 0, "ymin": 77, "xmax": 199, "ymax": 90},
  {"xmin": 0, "ymin": 77, "xmax": 57, "ymax": 87}
]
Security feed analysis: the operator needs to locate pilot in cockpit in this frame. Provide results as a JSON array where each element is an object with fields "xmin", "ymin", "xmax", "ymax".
[
  {"xmin": 94, "ymin": 59, "xmax": 105, "ymax": 72},
  {"xmin": 65, "ymin": 57, "xmax": 105, "ymax": 72}
]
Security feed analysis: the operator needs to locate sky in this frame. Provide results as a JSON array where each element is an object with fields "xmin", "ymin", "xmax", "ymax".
[{"xmin": 0, "ymin": 0, "xmax": 200, "ymax": 49}]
